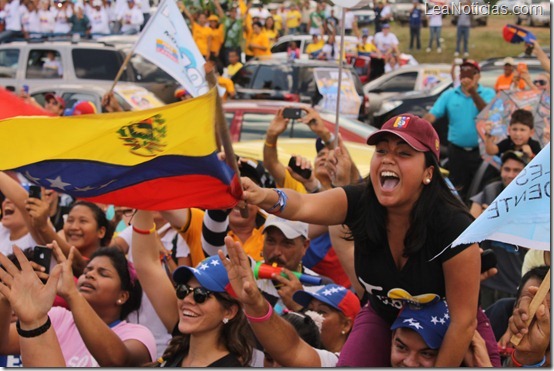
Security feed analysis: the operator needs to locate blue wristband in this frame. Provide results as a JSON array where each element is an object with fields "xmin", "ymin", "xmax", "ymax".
[
  {"xmin": 267, "ymin": 189, "xmax": 288, "ymax": 215},
  {"xmin": 522, "ymin": 356, "xmax": 546, "ymax": 368}
]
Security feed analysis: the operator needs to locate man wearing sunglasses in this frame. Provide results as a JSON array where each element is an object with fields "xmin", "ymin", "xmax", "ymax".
[
  {"xmin": 424, "ymin": 59, "xmax": 495, "ymax": 201},
  {"xmin": 43, "ymin": 93, "xmax": 65, "ymax": 116}
]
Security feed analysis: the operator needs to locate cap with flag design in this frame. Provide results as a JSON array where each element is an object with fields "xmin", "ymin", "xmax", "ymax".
[
  {"xmin": 293, "ymin": 284, "xmax": 361, "ymax": 322},
  {"xmin": 173, "ymin": 256, "xmax": 232, "ymax": 293},
  {"xmin": 390, "ymin": 298, "xmax": 450, "ymax": 349},
  {"xmin": 366, "ymin": 113, "xmax": 440, "ymax": 161}
]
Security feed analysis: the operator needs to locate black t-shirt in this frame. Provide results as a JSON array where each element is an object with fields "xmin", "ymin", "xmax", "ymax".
[
  {"xmin": 343, "ymin": 184, "xmax": 473, "ymax": 323},
  {"xmin": 496, "ymin": 136, "xmax": 542, "ymax": 157},
  {"xmin": 161, "ymin": 352, "xmax": 244, "ymax": 367}
]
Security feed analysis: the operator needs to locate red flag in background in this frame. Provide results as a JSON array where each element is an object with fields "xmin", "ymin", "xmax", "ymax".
[{"xmin": 0, "ymin": 88, "xmax": 52, "ymax": 120}]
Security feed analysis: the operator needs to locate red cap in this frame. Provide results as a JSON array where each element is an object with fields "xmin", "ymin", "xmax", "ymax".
[
  {"xmin": 366, "ymin": 114, "xmax": 440, "ymax": 161},
  {"xmin": 44, "ymin": 93, "xmax": 66, "ymax": 108},
  {"xmin": 67, "ymin": 100, "xmax": 97, "ymax": 116},
  {"xmin": 461, "ymin": 59, "xmax": 480, "ymax": 72}
]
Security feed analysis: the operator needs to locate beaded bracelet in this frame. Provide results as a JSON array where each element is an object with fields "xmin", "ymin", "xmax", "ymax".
[
  {"xmin": 244, "ymin": 300, "xmax": 274, "ymax": 323},
  {"xmin": 132, "ymin": 224, "xmax": 156, "ymax": 235},
  {"xmin": 16, "ymin": 316, "xmax": 51, "ymax": 338},
  {"xmin": 511, "ymin": 351, "xmax": 547, "ymax": 368}
]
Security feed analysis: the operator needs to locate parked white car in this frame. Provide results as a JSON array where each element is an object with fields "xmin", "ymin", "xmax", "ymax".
[{"xmin": 515, "ymin": 0, "xmax": 550, "ymax": 26}]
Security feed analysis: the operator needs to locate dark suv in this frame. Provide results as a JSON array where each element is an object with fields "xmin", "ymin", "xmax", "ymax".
[{"xmin": 231, "ymin": 59, "xmax": 367, "ymax": 120}]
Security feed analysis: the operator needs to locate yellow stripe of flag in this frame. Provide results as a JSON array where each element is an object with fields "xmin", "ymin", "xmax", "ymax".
[{"xmin": 0, "ymin": 88, "xmax": 217, "ymax": 169}]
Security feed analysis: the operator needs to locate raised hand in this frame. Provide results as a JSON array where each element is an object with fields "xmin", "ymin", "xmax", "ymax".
[{"xmin": 0, "ymin": 247, "xmax": 61, "ymax": 326}]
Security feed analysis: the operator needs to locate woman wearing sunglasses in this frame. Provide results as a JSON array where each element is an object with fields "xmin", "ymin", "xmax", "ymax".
[
  {"xmin": 0, "ymin": 243, "xmax": 157, "ymax": 366},
  {"xmin": 131, "ymin": 210, "xmax": 255, "ymax": 367}
]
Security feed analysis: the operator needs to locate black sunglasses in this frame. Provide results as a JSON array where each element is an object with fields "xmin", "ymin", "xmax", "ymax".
[
  {"xmin": 533, "ymin": 79, "xmax": 547, "ymax": 86},
  {"xmin": 175, "ymin": 284, "xmax": 213, "ymax": 303}
]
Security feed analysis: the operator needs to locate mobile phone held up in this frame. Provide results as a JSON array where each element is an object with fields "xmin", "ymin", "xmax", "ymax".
[
  {"xmin": 283, "ymin": 107, "xmax": 303, "ymax": 120},
  {"xmin": 480, "ymin": 249, "xmax": 497, "ymax": 274},
  {"xmin": 29, "ymin": 185, "xmax": 42, "ymax": 199},
  {"xmin": 33, "ymin": 245, "xmax": 52, "ymax": 275},
  {"xmin": 288, "ymin": 156, "xmax": 312, "ymax": 180}
]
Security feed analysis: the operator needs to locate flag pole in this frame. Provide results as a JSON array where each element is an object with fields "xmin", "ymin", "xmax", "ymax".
[
  {"xmin": 334, "ymin": 8, "xmax": 347, "ymax": 148},
  {"xmin": 510, "ymin": 268, "xmax": 550, "ymax": 346},
  {"xmin": 107, "ymin": 0, "xmax": 164, "ymax": 95},
  {"xmin": 205, "ymin": 65, "xmax": 249, "ymax": 218}
]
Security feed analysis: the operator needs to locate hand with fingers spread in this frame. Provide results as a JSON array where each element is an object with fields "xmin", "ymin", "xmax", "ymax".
[
  {"xmin": 50, "ymin": 242, "xmax": 79, "ymax": 301},
  {"xmin": 0, "ymin": 247, "xmax": 61, "ymax": 327},
  {"xmin": 272, "ymin": 268, "xmax": 304, "ymax": 312},
  {"xmin": 218, "ymin": 236, "xmax": 266, "ymax": 310}
]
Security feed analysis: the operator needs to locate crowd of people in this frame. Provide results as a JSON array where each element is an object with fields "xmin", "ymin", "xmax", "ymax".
[{"xmin": 0, "ymin": 0, "xmax": 552, "ymax": 368}]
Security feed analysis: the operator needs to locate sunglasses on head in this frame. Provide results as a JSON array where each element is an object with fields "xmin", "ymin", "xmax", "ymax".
[
  {"xmin": 533, "ymin": 79, "xmax": 547, "ymax": 86},
  {"xmin": 175, "ymin": 284, "xmax": 213, "ymax": 303}
]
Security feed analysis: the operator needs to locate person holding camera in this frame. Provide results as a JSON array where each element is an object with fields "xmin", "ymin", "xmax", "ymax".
[{"xmin": 424, "ymin": 59, "xmax": 495, "ymax": 201}]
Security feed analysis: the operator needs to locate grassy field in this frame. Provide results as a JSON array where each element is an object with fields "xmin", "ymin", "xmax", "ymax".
[{"xmin": 362, "ymin": 15, "xmax": 551, "ymax": 63}]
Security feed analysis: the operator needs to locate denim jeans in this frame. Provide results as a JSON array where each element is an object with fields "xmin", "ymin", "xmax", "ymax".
[
  {"xmin": 456, "ymin": 25, "xmax": 470, "ymax": 53},
  {"xmin": 428, "ymin": 26, "xmax": 441, "ymax": 48},
  {"xmin": 409, "ymin": 26, "xmax": 421, "ymax": 49}
]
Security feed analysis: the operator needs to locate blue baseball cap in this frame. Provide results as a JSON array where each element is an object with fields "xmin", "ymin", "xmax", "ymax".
[
  {"xmin": 390, "ymin": 299, "xmax": 450, "ymax": 349},
  {"xmin": 173, "ymin": 256, "xmax": 231, "ymax": 293},
  {"xmin": 293, "ymin": 284, "xmax": 361, "ymax": 322}
]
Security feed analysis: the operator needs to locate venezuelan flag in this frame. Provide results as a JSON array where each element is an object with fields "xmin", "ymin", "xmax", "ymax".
[{"xmin": 0, "ymin": 88, "xmax": 241, "ymax": 210}]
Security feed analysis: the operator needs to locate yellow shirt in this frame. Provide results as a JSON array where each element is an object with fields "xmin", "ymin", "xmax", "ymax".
[
  {"xmin": 286, "ymin": 10, "xmax": 301, "ymax": 28},
  {"xmin": 248, "ymin": 31, "xmax": 271, "ymax": 57},
  {"xmin": 192, "ymin": 22, "xmax": 211, "ymax": 57},
  {"xmin": 265, "ymin": 28, "xmax": 278, "ymax": 47},
  {"xmin": 358, "ymin": 42, "xmax": 377, "ymax": 53},
  {"xmin": 209, "ymin": 24, "xmax": 225, "ymax": 54},
  {"xmin": 226, "ymin": 62, "xmax": 243, "ymax": 77},
  {"xmin": 280, "ymin": 169, "xmax": 307, "ymax": 193},
  {"xmin": 218, "ymin": 76, "xmax": 235, "ymax": 101},
  {"xmin": 273, "ymin": 14, "xmax": 283, "ymax": 33},
  {"xmin": 228, "ymin": 226, "xmax": 265, "ymax": 262},
  {"xmin": 305, "ymin": 39, "xmax": 324, "ymax": 55}
]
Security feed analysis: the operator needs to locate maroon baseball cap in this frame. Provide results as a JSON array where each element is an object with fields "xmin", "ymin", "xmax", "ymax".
[
  {"xmin": 44, "ymin": 93, "xmax": 66, "ymax": 108},
  {"xmin": 366, "ymin": 114, "xmax": 440, "ymax": 160},
  {"xmin": 461, "ymin": 59, "xmax": 480, "ymax": 73}
]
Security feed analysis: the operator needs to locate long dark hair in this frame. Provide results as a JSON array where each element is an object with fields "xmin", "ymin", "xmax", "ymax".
[
  {"xmin": 155, "ymin": 292, "xmax": 254, "ymax": 366},
  {"xmin": 347, "ymin": 152, "xmax": 471, "ymax": 257},
  {"xmin": 88, "ymin": 247, "xmax": 142, "ymax": 320},
  {"xmin": 68, "ymin": 201, "xmax": 113, "ymax": 246}
]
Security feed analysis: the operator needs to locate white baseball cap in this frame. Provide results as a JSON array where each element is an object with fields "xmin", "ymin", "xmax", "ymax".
[{"xmin": 264, "ymin": 215, "xmax": 309, "ymax": 239}]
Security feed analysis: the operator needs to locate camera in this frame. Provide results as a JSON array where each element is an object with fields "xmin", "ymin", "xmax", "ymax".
[
  {"xmin": 29, "ymin": 185, "xmax": 42, "ymax": 199},
  {"xmin": 288, "ymin": 156, "xmax": 312, "ymax": 180},
  {"xmin": 283, "ymin": 107, "xmax": 304, "ymax": 120}
]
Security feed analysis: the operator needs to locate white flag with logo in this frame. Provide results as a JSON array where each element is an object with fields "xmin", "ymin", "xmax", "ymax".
[{"xmin": 133, "ymin": 0, "xmax": 209, "ymax": 97}]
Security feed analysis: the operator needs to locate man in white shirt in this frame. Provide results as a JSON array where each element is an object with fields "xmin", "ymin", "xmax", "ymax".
[
  {"xmin": 118, "ymin": 0, "xmax": 143, "ymax": 34},
  {"xmin": 88, "ymin": 0, "xmax": 110, "ymax": 36},
  {"xmin": 0, "ymin": 0, "xmax": 23, "ymax": 43},
  {"xmin": 370, "ymin": 24, "xmax": 399, "ymax": 80}
]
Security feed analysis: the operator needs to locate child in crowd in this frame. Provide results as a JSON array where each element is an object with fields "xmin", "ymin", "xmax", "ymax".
[
  {"xmin": 485, "ymin": 108, "xmax": 542, "ymax": 159},
  {"xmin": 223, "ymin": 50, "xmax": 243, "ymax": 78}
]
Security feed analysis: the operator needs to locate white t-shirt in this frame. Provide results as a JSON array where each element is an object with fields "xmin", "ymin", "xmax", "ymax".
[
  {"xmin": 428, "ymin": 13, "xmax": 442, "ymax": 27},
  {"xmin": 0, "ymin": 225, "xmax": 37, "ymax": 256},
  {"xmin": 380, "ymin": 4, "xmax": 392, "ymax": 19},
  {"xmin": 343, "ymin": 10, "xmax": 354, "ymax": 29},
  {"xmin": 118, "ymin": 223, "xmax": 190, "ymax": 260},
  {"xmin": 88, "ymin": 7, "xmax": 110, "ymax": 34},
  {"xmin": 52, "ymin": 7, "xmax": 72, "ymax": 34},
  {"xmin": 38, "ymin": 8, "xmax": 55, "ymax": 33},
  {"xmin": 373, "ymin": 31, "xmax": 399, "ymax": 53},
  {"xmin": 4, "ymin": 0, "xmax": 22, "ymax": 31},
  {"xmin": 315, "ymin": 348, "xmax": 339, "ymax": 367},
  {"xmin": 118, "ymin": 5, "xmax": 143, "ymax": 33},
  {"xmin": 21, "ymin": 8, "xmax": 41, "ymax": 34}
]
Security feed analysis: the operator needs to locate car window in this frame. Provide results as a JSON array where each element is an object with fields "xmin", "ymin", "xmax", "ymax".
[
  {"xmin": 130, "ymin": 54, "xmax": 175, "ymax": 83},
  {"xmin": 61, "ymin": 92, "xmax": 99, "ymax": 111},
  {"xmin": 0, "ymin": 48, "xmax": 19, "ymax": 78},
  {"xmin": 232, "ymin": 64, "xmax": 257, "ymax": 87},
  {"xmin": 253, "ymin": 65, "xmax": 291, "ymax": 90},
  {"xmin": 72, "ymin": 49, "xmax": 129, "ymax": 81},
  {"xmin": 372, "ymin": 71, "xmax": 418, "ymax": 92},
  {"xmin": 240, "ymin": 112, "xmax": 316, "ymax": 141},
  {"xmin": 26, "ymin": 49, "xmax": 63, "ymax": 79},
  {"xmin": 293, "ymin": 66, "xmax": 315, "ymax": 94},
  {"xmin": 271, "ymin": 41, "xmax": 289, "ymax": 54}
]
